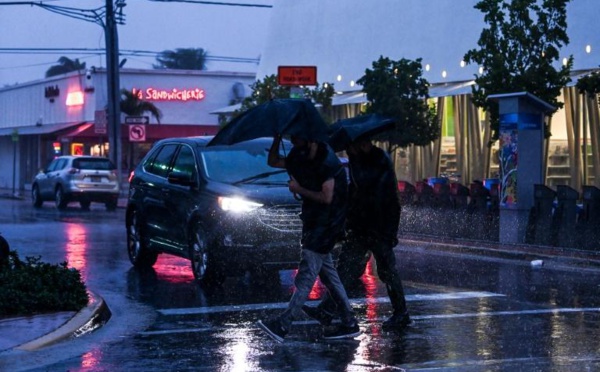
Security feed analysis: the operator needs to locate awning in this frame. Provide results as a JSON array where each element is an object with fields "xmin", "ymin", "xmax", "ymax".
[
  {"xmin": 332, "ymin": 91, "xmax": 367, "ymax": 106},
  {"xmin": 0, "ymin": 122, "xmax": 84, "ymax": 136},
  {"xmin": 428, "ymin": 80, "xmax": 476, "ymax": 98},
  {"xmin": 60, "ymin": 123, "xmax": 220, "ymax": 142}
]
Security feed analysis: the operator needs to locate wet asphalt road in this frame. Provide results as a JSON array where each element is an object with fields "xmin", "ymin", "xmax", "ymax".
[{"xmin": 1, "ymin": 197, "xmax": 599, "ymax": 371}]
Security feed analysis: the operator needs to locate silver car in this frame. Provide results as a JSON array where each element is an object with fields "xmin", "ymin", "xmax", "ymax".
[{"xmin": 32, "ymin": 155, "xmax": 120, "ymax": 210}]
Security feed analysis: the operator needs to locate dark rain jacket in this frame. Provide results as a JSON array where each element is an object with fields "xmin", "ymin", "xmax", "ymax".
[
  {"xmin": 285, "ymin": 143, "xmax": 348, "ymax": 254},
  {"xmin": 346, "ymin": 146, "xmax": 400, "ymax": 244}
]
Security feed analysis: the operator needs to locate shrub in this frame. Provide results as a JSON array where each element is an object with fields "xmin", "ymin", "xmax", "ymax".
[{"xmin": 0, "ymin": 250, "xmax": 89, "ymax": 317}]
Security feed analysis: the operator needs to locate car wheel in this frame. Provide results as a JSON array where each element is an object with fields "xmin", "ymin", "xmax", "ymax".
[
  {"xmin": 127, "ymin": 210, "xmax": 158, "ymax": 267},
  {"xmin": 80, "ymin": 201, "xmax": 91, "ymax": 210},
  {"xmin": 32, "ymin": 185, "xmax": 43, "ymax": 208},
  {"xmin": 55, "ymin": 186, "xmax": 68, "ymax": 210},
  {"xmin": 189, "ymin": 223, "xmax": 225, "ymax": 287}
]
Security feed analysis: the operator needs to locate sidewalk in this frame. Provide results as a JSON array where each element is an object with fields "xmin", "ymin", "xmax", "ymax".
[{"xmin": 0, "ymin": 291, "xmax": 110, "ymax": 353}]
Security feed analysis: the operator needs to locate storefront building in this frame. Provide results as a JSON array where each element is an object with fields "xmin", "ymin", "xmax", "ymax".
[{"xmin": 0, "ymin": 68, "xmax": 254, "ymax": 193}]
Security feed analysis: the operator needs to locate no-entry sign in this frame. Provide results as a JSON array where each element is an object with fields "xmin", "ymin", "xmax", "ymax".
[{"xmin": 278, "ymin": 66, "xmax": 317, "ymax": 86}]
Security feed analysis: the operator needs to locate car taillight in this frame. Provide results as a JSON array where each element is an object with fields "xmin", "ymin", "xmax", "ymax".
[
  {"xmin": 128, "ymin": 170, "xmax": 135, "ymax": 183},
  {"xmin": 68, "ymin": 168, "xmax": 80, "ymax": 174}
]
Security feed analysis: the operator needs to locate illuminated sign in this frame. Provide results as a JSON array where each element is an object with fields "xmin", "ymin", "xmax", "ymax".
[
  {"xmin": 71, "ymin": 143, "xmax": 84, "ymax": 156},
  {"xmin": 66, "ymin": 91, "xmax": 84, "ymax": 106},
  {"xmin": 278, "ymin": 66, "xmax": 318, "ymax": 86},
  {"xmin": 132, "ymin": 87, "xmax": 205, "ymax": 102}
]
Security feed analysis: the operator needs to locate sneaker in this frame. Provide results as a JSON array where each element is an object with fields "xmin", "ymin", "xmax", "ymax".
[
  {"xmin": 382, "ymin": 311, "xmax": 412, "ymax": 331},
  {"xmin": 322, "ymin": 323, "xmax": 361, "ymax": 340},
  {"xmin": 302, "ymin": 305, "xmax": 334, "ymax": 326},
  {"xmin": 257, "ymin": 319, "xmax": 288, "ymax": 343}
]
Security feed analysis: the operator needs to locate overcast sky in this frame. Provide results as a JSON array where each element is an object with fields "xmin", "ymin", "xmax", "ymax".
[{"xmin": 0, "ymin": 0, "xmax": 273, "ymax": 87}]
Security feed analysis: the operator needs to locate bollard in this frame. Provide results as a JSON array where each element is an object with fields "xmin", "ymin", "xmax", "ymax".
[{"xmin": 553, "ymin": 185, "xmax": 579, "ymax": 248}]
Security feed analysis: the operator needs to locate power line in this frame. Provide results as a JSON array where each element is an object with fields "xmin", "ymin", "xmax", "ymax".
[
  {"xmin": 146, "ymin": 0, "xmax": 272, "ymax": 8},
  {"xmin": 0, "ymin": 47, "xmax": 260, "ymax": 64}
]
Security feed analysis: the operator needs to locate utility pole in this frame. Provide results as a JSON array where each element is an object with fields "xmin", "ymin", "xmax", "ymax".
[{"xmin": 105, "ymin": 0, "xmax": 123, "ymax": 190}]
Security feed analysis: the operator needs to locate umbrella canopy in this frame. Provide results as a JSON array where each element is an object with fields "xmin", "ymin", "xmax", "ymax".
[
  {"xmin": 207, "ymin": 99, "xmax": 328, "ymax": 146},
  {"xmin": 327, "ymin": 114, "xmax": 396, "ymax": 152}
]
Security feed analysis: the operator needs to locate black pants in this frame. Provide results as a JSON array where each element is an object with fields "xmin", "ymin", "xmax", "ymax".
[{"xmin": 320, "ymin": 233, "xmax": 408, "ymax": 316}]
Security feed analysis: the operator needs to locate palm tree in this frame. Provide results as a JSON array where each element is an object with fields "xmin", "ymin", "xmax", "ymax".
[
  {"xmin": 45, "ymin": 57, "xmax": 86, "ymax": 78},
  {"xmin": 120, "ymin": 89, "xmax": 163, "ymax": 124},
  {"xmin": 153, "ymin": 48, "xmax": 208, "ymax": 70}
]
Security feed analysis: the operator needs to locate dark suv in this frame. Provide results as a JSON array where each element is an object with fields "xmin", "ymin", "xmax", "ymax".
[{"xmin": 126, "ymin": 136, "xmax": 302, "ymax": 286}]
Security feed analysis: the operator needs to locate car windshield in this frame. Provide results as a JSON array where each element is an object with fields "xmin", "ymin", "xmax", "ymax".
[{"xmin": 201, "ymin": 146, "xmax": 289, "ymax": 185}]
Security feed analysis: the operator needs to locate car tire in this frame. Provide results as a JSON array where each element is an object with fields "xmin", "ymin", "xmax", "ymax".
[
  {"xmin": 80, "ymin": 201, "xmax": 91, "ymax": 210},
  {"xmin": 55, "ymin": 186, "xmax": 68, "ymax": 210},
  {"xmin": 189, "ymin": 223, "xmax": 225, "ymax": 287},
  {"xmin": 32, "ymin": 185, "xmax": 43, "ymax": 208},
  {"xmin": 127, "ymin": 210, "xmax": 158, "ymax": 268}
]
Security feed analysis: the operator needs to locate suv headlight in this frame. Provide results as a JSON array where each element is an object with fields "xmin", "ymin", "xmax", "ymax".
[{"xmin": 218, "ymin": 196, "xmax": 263, "ymax": 213}]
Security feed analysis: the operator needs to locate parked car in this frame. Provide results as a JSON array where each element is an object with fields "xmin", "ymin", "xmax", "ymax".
[
  {"xmin": 125, "ymin": 136, "xmax": 303, "ymax": 286},
  {"xmin": 31, "ymin": 155, "xmax": 120, "ymax": 210}
]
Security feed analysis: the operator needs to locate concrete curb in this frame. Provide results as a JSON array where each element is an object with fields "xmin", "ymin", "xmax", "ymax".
[{"xmin": 15, "ymin": 291, "xmax": 111, "ymax": 351}]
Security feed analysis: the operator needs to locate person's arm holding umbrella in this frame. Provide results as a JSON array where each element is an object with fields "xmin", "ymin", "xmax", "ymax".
[{"xmin": 268, "ymin": 134, "xmax": 286, "ymax": 169}]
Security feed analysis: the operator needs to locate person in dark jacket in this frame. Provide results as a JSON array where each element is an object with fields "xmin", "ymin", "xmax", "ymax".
[
  {"xmin": 303, "ymin": 137, "xmax": 411, "ymax": 331},
  {"xmin": 256, "ymin": 134, "xmax": 360, "ymax": 342}
]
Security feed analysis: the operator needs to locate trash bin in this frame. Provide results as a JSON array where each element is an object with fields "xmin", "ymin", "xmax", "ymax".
[
  {"xmin": 468, "ymin": 180, "xmax": 489, "ymax": 213},
  {"xmin": 579, "ymin": 185, "xmax": 600, "ymax": 249},
  {"xmin": 449, "ymin": 182, "xmax": 470, "ymax": 208},
  {"xmin": 526, "ymin": 184, "xmax": 556, "ymax": 245},
  {"xmin": 554, "ymin": 185, "xmax": 579, "ymax": 247},
  {"xmin": 432, "ymin": 182, "xmax": 452, "ymax": 208},
  {"xmin": 414, "ymin": 180, "xmax": 434, "ymax": 206},
  {"xmin": 397, "ymin": 181, "xmax": 415, "ymax": 205}
]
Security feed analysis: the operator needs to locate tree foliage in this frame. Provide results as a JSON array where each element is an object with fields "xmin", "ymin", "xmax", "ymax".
[
  {"xmin": 121, "ymin": 89, "xmax": 163, "ymax": 124},
  {"xmin": 463, "ymin": 0, "xmax": 573, "ymax": 143},
  {"xmin": 154, "ymin": 48, "xmax": 208, "ymax": 70},
  {"xmin": 357, "ymin": 56, "xmax": 439, "ymax": 150},
  {"xmin": 45, "ymin": 56, "xmax": 86, "ymax": 78},
  {"xmin": 221, "ymin": 74, "xmax": 335, "ymax": 125},
  {"xmin": 576, "ymin": 69, "xmax": 600, "ymax": 97}
]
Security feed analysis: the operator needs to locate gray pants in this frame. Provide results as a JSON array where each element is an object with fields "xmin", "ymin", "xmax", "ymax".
[{"xmin": 279, "ymin": 249, "xmax": 356, "ymax": 329}]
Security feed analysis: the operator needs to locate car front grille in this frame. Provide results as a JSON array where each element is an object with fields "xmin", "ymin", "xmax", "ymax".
[{"xmin": 258, "ymin": 204, "xmax": 302, "ymax": 233}]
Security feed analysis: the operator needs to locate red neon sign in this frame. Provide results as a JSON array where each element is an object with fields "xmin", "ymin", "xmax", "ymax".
[{"xmin": 132, "ymin": 88, "xmax": 205, "ymax": 102}]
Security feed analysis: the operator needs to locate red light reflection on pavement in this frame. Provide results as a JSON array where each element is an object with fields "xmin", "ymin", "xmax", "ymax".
[
  {"xmin": 80, "ymin": 349, "xmax": 102, "ymax": 369},
  {"xmin": 64, "ymin": 224, "xmax": 89, "ymax": 281},
  {"xmin": 153, "ymin": 256, "xmax": 195, "ymax": 284},
  {"xmin": 289, "ymin": 269, "xmax": 326, "ymax": 300},
  {"xmin": 361, "ymin": 257, "xmax": 381, "ymax": 336}
]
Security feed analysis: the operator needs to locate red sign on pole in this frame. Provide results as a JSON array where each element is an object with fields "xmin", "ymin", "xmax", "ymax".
[{"xmin": 277, "ymin": 66, "xmax": 317, "ymax": 86}]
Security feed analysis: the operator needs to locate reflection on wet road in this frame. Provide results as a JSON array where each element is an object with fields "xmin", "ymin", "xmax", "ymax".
[{"xmin": 1, "ymin": 197, "xmax": 599, "ymax": 371}]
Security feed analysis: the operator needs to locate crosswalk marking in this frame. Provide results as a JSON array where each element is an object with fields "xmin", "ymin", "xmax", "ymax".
[
  {"xmin": 157, "ymin": 291, "xmax": 503, "ymax": 316},
  {"xmin": 140, "ymin": 307, "xmax": 600, "ymax": 336}
]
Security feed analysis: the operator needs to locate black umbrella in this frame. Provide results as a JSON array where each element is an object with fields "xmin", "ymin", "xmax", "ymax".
[
  {"xmin": 207, "ymin": 98, "xmax": 328, "ymax": 146},
  {"xmin": 327, "ymin": 114, "xmax": 396, "ymax": 152}
]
